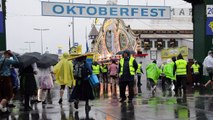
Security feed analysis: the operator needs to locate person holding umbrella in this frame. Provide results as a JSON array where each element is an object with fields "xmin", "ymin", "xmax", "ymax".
[
  {"xmin": 53, "ymin": 53, "xmax": 75, "ymax": 104},
  {"xmin": 19, "ymin": 63, "xmax": 38, "ymax": 111},
  {"xmin": 0, "ymin": 50, "xmax": 19, "ymax": 114},
  {"xmin": 36, "ymin": 53, "xmax": 58, "ymax": 104},
  {"xmin": 36, "ymin": 66, "xmax": 54, "ymax": 104},
  {"xmin": 71, "ymin": 55, "xmax": 94, "ymax": 112},
  {"xmin": 118, "ymin": 49, "xmax": 138, "ymax": 103},
  {"xmin": 19, "ymin": 52, "xmax": 41, "ymax": 111}
]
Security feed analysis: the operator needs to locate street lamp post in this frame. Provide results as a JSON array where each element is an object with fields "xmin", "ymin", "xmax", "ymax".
[
  {"xmin": 33, "ymin": 28, "xmax": 49, "ymax": 54},
  {"xmin": 24, "ymin": 41, "xmax": 35, "ymax": 52},
  {"xmin": 72, "ymin": 0, "xmax": 75, "ymax": 46}
]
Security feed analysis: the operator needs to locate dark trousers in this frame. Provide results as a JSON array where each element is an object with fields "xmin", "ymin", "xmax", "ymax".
[
  {"xmin": 176, "ymin": 75, "xmax": 187, "ymax": 95},
  {"xmin": 24, "ymin": 94, "xmax": 30, "ymax": 108},
  {"xmin": 148, "ymin": 78, "xmax": 156, "ymax": 88},
  {"xmin": 119, "ymin": 81, "xmax": 134, "ymax": 100},
  {"xmin": 95, "ymin": 75, "xmax": 100, "ymax": 97},
  {"xmin": 193, "ymin": 74, "xmax": 200, "ymax": 85},
  {"xmin": 102, "ymin": 73, "xmax": 108, "ymax": 92},
  {"xmin": 137, "ymin": 74, "xmax": 142, "ymax": 87},
  {"xmin": 161, "ymin": 76, "xmax": 166, "ymax": 91},
  {"xmin": 102, "ymin": 73, "xmax": 108, "ymax": 83},
  {"xmin": 162, "ymin": 77, "xmax": 173, "ymax": 91},
  {"xmin": 0, "ymin": 76, "xmax": 13, "ymax": 101}
]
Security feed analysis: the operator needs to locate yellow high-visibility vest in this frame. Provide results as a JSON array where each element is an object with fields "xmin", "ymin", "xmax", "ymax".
[
  {"xmin": 175, "ymin": 59, "xmax": 187, "ymax": 75},
  {"xmin": 92, "ymin": 65, "xmax": 100, "ymax": 74},
  {"xmin": 136, "ymin": 64, "xmax": 142, "ymax": 74},
  {"xmin": 100, "ymin": 65, "xmax": 107, "ymax": 73},
  {"xmin": 191, "ymin": 64, "xmax": 200, "ymax": 73},
  {"xmin": 119, "ymin": 57, "xmax": 135, "ymax": 76}
]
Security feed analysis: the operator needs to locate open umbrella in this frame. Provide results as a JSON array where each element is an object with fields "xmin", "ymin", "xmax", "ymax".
[
  {"xmin": 37, "ymin": 53, "xmax": 59, "ymax": 68},
  {"xmin": 116, "ymin": 50, "xmax": 136, "ymax": 55},
  {"xmin": 116, "ymin": 51, "xmax": 123, "ymax": 55},
  {"xmin": 18, "ymin": 52, "xmax": 41, "ymax": 68}
]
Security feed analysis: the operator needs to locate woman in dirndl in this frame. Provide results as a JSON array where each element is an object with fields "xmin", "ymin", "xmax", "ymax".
[{"xmin": 36, "ymin": 66, "xmax": 54, "ymax": 104}]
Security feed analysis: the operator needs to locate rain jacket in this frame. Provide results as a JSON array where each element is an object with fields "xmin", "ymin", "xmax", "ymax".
[
  {"xmin": 0, "ymin": 54, "xmax": 19, "ymax": 76},
  {"xmin": 53, "ymin": 53, "xmax": 75, "ymax": 87},
  {"xmin": 163, "ymin": 62, "xmax": 176, "ymax": 81},
  {"xmin": 203, "ymin": 54, "xmax": 213, "ymax": 76},
  {"xmin": 146, "ymin": 63, "xmax": 161, "ymax": 84}
]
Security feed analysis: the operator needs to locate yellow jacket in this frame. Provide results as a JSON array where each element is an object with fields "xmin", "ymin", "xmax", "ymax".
[{"xmin": 53, "ymin": 53, "xmax": 75, "ymax": 87}]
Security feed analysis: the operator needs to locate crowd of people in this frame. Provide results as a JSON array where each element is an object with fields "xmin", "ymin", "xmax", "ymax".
[{"xmin": 0, "ymin": 49, "xmax": 213, "ymax": 115}]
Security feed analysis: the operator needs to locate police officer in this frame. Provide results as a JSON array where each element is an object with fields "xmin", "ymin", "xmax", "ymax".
[
  {"xmin": 174, "ymin": 54, "xmax": 188, "ymax": 96},
  {"xmin": 118, "ymin": 50, "xmax": 138, "ymax": 103},
  {"xmin": 136, "ymin": 61, "xmax": 143, "ymax": 93},
  {"xmin": 92, "ymin": 61, "xmax": 101, "ymax": 97},
  {"xmin": 100, "ymin": 63, "xmax": 108, "ymax": 93},
  {"xmin": 191, "ymin": 60, "xmax": 200, "ymax": 87}
]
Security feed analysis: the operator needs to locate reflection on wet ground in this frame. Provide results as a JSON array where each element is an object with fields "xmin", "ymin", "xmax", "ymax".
[{"xmin": 0, "ymin": 83, "xmax": 212, "ymax": 120}]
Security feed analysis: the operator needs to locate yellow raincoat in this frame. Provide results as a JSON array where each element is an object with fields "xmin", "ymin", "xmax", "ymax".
[{"xmin": 53, "ymin": 53, "xmax": 75, "ymax": 87}]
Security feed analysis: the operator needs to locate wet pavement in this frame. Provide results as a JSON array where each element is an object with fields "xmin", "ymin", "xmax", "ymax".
[{"xmin": 0, "ymin": 83, "xmax": 213, "ymax": 120}]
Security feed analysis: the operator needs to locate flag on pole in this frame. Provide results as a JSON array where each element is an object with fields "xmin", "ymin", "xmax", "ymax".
[
  {"xmin": 95, "ymin": 18, "xmax": 99, "ymax": 24},
  {"xmin": 86, "ymin": 40, "xmax": 89, "ymax": 53},
  {"xmin": 85, "ymin": 26, "xmax": 89, "ymax": 53},
  {"xmin": 69, "ymin": 37, "xmax": 71, "ymax": 48}
]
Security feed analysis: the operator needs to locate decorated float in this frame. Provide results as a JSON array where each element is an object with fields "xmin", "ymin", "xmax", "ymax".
[{"xmin": 91, "ymin": 19, "xmax": 148, "ymax": 63}]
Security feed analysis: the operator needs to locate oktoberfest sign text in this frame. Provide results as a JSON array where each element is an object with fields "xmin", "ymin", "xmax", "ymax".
[{"xmin": 42, "ymin": 2, "xmax": 171, "ymax": 19}]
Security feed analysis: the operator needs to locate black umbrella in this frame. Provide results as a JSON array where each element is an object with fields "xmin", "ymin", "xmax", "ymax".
[
  {"xmin": 116, "ymin": 50, "xmax": 136, "ymax": 55},
  {"xmin": 116, "ymin": 51, "xmax": 123, "ymax": 55},
  {"xmin": 18, "ymin": 52, "xmax": 41, "ymax": 68},
  {"xmin": 37, "ymin": 53, "xmax": 59, "ymax": 68}
]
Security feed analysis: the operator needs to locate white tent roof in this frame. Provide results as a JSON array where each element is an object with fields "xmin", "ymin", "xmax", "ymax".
[{"xmin": 123, "ymin": 17, "xmax": 193, "ymax": 30}]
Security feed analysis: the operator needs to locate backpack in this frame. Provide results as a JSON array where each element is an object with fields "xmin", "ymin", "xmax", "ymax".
[{"xmin": 73, "ymin": 61, "xmax": 89, "ymax": 79}]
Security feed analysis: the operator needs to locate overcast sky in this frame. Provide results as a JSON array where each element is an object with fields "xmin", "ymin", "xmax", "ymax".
[{"xmin": 5, "ymin": 0, "xmax": 191, "ymax": 54}]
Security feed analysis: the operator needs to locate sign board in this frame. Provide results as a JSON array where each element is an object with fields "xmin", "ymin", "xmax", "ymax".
[
  {"xmin": 206, "ymin": 17, "xmax": 213, "ymax": 35},
  {"xmin": 171, "ymin": 8, "xmax": 192, "ymax": 17},
  {"xmin": 207, "ymin": 5, "xmax": 213, "ymax": 17},
  {"xmin": 150, "ymin": 50, "xmax": 157, "ymax": 60},
  {"xmin": 42, "ymin": 2, "xmax": 171, "ymax": 19},
  {"xmin": 74, "ymin": 42, "xmax": 78, "ymax": 46},
  {"xmin": 161, "ymin": 46, "xmax": 188, "ymax": 59}
]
